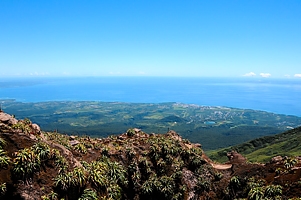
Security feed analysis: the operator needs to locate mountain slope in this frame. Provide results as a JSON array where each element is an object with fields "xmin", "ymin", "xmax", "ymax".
[
  {"xmin": 209, "ymin": 126, "xmax": 301, "ymax": 163},
  {"xmin": 1, "ymin": 111, "xmax": 301, "ymax": 199}
]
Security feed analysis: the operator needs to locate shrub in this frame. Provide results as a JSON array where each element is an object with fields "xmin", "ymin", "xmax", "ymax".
[
  {"xmin": 126, "ymin": 128, "xmax": 136, "ymax": 137},
  {"xmin": 0, "ymin": 149, "xmax": 10, "ymax": 168}
]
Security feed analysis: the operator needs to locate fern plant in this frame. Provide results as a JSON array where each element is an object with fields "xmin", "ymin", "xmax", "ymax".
[{"xmin": 0, "ymin": 149, "xmax": 10, "ymax": 168}]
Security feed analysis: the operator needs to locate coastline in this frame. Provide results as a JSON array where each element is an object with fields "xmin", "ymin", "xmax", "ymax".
[{"xmin": 1, "ymin": 77, "xmax": 300, "ymax": 116}]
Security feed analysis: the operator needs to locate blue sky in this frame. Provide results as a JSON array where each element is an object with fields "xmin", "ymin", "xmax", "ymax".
[{"xmin": 0, "ymin": 0, "xmax": 300, "ymax": 78}]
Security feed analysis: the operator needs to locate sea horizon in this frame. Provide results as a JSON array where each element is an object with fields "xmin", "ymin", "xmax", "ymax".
[{"xmin": 1, "ymin": 76, "xmax": 301, "ymax": 117}]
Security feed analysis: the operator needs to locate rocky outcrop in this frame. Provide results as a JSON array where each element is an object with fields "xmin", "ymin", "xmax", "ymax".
[
  {"xmin": 270, "ymin": 155, "xmax": 283, "ymax": 164},
  {"xmin": 182, "ymin": 169, "xmax": 198, "ymax": 200},
  {"xmin": 31, "ymin": 123, "xmax": 40, "ymax": 133},
  {"xmin": 0, "ymin": 112, "xmax": 18, "ymax": 125},
  {"xmin": 226, "ymin": 151, "xmax": 247, "ymax": 164},
  {"xmin": 39, "ymin": 132, "xmax": 82, "ymax": 168}
]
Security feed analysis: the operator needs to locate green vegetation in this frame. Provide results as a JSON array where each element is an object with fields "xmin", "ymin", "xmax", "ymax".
[
  {"xmin": 208, "ymin": 126, "xmax": 301, "ymax": 163},
  {"xmin": 0, "ymin": 115, "xmax": 216, "ymax": 199},
  {"xmin": 0, "ymin": 138, "xmax": 10, "ymax": 168},
  {"xmin": 1, "ymin": 112, "xmax": 301, "ymax": 199},
  {"xmin": 2, "ymin": 100, "xmax": 301, "ymax": 150}
]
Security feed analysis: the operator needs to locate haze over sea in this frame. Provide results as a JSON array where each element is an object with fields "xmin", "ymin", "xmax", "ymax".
[{"xmin": 0, "ymin": 77, "xmax": 301, "ymax": 117}]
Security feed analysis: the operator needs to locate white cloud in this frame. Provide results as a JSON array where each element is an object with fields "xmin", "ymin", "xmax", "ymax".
[
  {"xmin": 243, "ymin": 72, "xmax": 256, "ymax": 77},
  {"xmin": 260, "ymin": 73, "xmax": 271, "ymax": 78},
  {"xmin": 294, "ymin": 74, "xmax": 301, "ymax": 78},
  {"xmin": 29, "ymin": 72, "xmax": 50, "ymax": 76},
  {"xmin": 138, "ymin": 71, "xmax": 146, "ymax": 75},
  {"xmin": 109, "ymin": 71, "xmax": 122, "ymax": 75},
  {"xmin": 62, "ymin": 72, "xmax": 72, "ymax": 76},
  {"xmin": 284, "ymin": 74, "xmax": 291, "ymax": 78},
  {"xmin": 30, "ymin": 72, "xmax": 39, "ymax": 76}
]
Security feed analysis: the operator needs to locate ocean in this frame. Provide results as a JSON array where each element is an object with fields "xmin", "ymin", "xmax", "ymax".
[{"xmin": 0, "ymin": 77, "xmax": 301, "ymax": 116}]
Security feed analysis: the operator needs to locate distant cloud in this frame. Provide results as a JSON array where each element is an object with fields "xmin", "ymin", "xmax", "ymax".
[
  {"xmin": 137, "ymin": 71, "xmax": 146, "ymax": 75},
  {"xmin": 30, "ymin": 72, "xmax": 39, "ymax": 76},
  {"xmin": 260, "ymin": 73, "xmax": 271, "ymax": 78},
  {"xmin": 109, "ymin": 71, "xmax": 122, "ymax": 75},
  {"xmin": 243, "ymin": 72, "xmax": 256, "ymax": 77},
  {"xmin": 294, "ymin": 74, "xmax": 301, "ymax": 78},
  {"xmin": 29, "ymin": 72, "xmax": 49, "ymax": 76},
  {"xmin": 284, "ymin": 74, "xmax": 291, "ymax": 78}
]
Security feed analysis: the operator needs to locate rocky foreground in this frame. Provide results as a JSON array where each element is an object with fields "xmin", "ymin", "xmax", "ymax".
[{"xmin": 0, "ymin": 111, "xmax": 301, "ymax": 199}]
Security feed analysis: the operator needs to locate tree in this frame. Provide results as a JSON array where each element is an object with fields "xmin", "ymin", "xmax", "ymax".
[
  {"xmin": 230, "ymin": 176, "xmax": 240, "ymax": 189},
  {"xmin": 141, "ymin": 179, "xmax": 154, "ymax": 195},
  {"xmin": 149, "ymin": 145, "xmax": 160, "ymax": 162},
  {"xmin": 189, "ymin": 155, "xmax": 204, "ymax": 170},
  {"xmin": 248, "ymin": 187, "xmax": 264, "ymax": 200},
  {"xmin": 101, "ymin": 147, "xmax": 109, "ymax": 156},
  {"xmin": 158, "ymin": 175, "xmax": 175, "ymax": 198},
  {"xmin": 13, "ymin": 148, "xmax": 40, "ymax": 181},
  {"xmin": 0, "ymin": 138, "xmax": 6, "ymax": 147},
  {"xmin": 74, "ymin": 143, "xmax": 87, "ymax": 154},
  {"xmin": 0, "ymin": 183, "xmax": 6, "ymax": 196},
  {"xmin": 54, "ymin": 172, "xmax": 74, "ymax": 191},
  {"xmin": 12, "ymin": 120, "xmax": 32, "ymax": 134},
  {"xmin": 32, "ymin": 142, "xmax": 51, "ymax": 161},
  {"xmin": 264, "ymin": 185, "xmax": 282, "ymax": 198},
  {"xmin": 48, "ymin": 191, "xmax": 58, "ymax": 200},
  {"xmin": 78, "ymin": 189, "xmax": 98, "ymax": 200},
  {"xmin": 107, "ymin": 161, "xmax": 127, "ymax": 186},
  {"xmin": 284, "ymin": 157, "xmax": 298, "ymax": 169},
  {"xmin": 125, "ymin": 147, "xmax": 136, "ymax": 160},
  {"xmin": 107, "ymin": 184, "xmax": 122, "ymax": 200},
  {"xmin": 0, "ymin": 149, "xmax": 10, "ymax": 168},
  {"xmin": 126, "ymin": 128, "xmax": 136, "ymax": 137},
  {"xmin": 87, "ymin": 161, "xmax": 108, "ymax": 190},
  {"xmin": 24, "ymin": 118, "xmax": 32, "ymax": 125},
  {"xmin": 54, "ymin": 155, "xmax": 69, "ymax": 174},
  {"xmin": 131, "ymin": 171, "xmax": 141, "ymax": 188},
  {"xmin": 229, "ymin": 176, "xmax": 241, "ymax": 198},
  {"xmin": 196, "ymin": 178, "xmax": 210, "ymax": 193},
  {"xmin": 42, "ymin": 191, "xmax": 58, "ymax": 200},
  {"xmin": 72, "ymin": 167, "xmax": 87, "ymax": 188}
]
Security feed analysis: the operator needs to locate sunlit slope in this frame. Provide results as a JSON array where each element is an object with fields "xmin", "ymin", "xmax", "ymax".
[{"xmin": 208, "ymin": 126, "xmax": 301, "ymax": 163}]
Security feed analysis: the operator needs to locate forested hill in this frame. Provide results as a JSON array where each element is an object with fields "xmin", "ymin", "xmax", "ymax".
[
  {"xmin": 1, "ymin": 111, "xmax": 301, "ymax": 199},
  {"xmin": 209, "ymin": 126, "xmax": 301, "ymax": 163},
  {"xmin": 2, "ymin": 100, "xmax": 301, "ymax": 151}
]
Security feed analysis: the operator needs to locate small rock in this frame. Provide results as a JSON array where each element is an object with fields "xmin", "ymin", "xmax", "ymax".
[
  {"xmin": 134, "ymin": 128, "xmax": 141, "ymax": 133},
  {"xmin": 69, "ymin": 135, "xmax": 77, "ymax": 140},
  {"xmin": 69, "ymin": 140, "xmax": 80, "ymax": 146},
  {"xmin": 31, "ymin": 123, "xmax": 41, "ymax": 133},
  {"xmin": 194, "ymin": 143, "xmax": 202, "ymax": 148},
  {"xmin": 117, "ymin": 135, "xmax": 125, "ymax": 140},
  {"xmin": 29, "ymin": 134, "xmax": 37, "ymax": 140},
  {"xmin": 227, "ymin": 151, "xmax": 247, "ymax": 164},
  {"xmin": 270, "ymin": 156, "xmax": 283, "ymax": 164}
]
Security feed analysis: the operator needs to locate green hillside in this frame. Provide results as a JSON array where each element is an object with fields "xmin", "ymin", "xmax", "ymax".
[
  {"xmin": 208, "ymin": 126, "xmax": 301, "ymax": 163},
  {"xmin": 2, "ymin": 100, "xmax": 301, "ymax": 151}
]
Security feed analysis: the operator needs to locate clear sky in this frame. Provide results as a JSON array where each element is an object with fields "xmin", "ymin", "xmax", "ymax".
[{"xmin": 0, "ymin": 0, "xmax": 300, "ymax": 78}]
